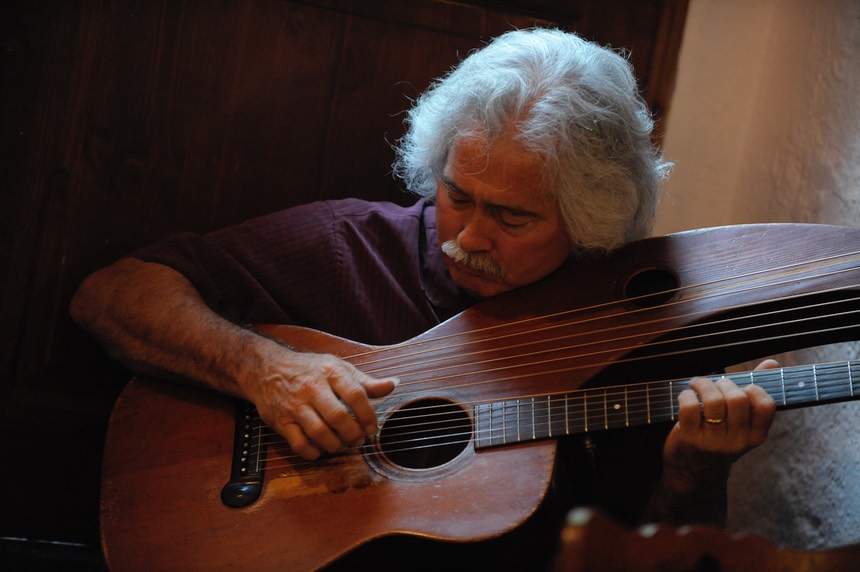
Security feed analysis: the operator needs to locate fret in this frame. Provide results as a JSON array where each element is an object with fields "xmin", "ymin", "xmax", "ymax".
[
  {"xmin": 780, "ymin": 368, "xmax": 787, "ymax": 406},
  {"xmin": 499, "ymin": 400, "xmax": 518, "ymax": 445},
  {"xmin": 624, "ymin": 386, "xmax": 630, "ymax": 427},
  {"xmin": 546, "ymin": 396, "xmax": 553, "ymax": 438},
  {"xmin": 491, "ymin": 401, "xmax": 500, "ymax": 445},
  {"xmin": 669, "ymin": 380, "xmax": 676, "ymax": 421},
  {"xmin": 603, "ymin": 390, "xmax": 608, "ymax": 430},
  {"xmin": 473, "ymin": 403, "xmax": 490, "ymax": 449},
  {"xmin": 566, "ymin": 392, "xmax": 586, "ymax": 435},
  {"xmin": 530, "ymin": 397, "xmax": 536, "ymax": 440},
  {"xmin": 584, "ymin": 388, "xmax": 605, "ymax": 432},
  {"xmin": 627, "ymin": 382, "xmax": 651, "ymax": 427},
  {"xmin": 501, "ymin": 400, "xmax": 514, "ymax": 444},
  {"xmin": 531, "ymin": 396, "xmax": 550, "ymax": 440},
  {"xmin": 516, "ymin": 399, "xmax": 524, "ymax": 442},
  {"xmin": 583, "ymin": 392, "xmax": 589, "ymax": 432},
  {"xmin": 564, "ymin": 393, "xmax": 570, "ymax": 434},
  {"xmin": 548, "ymin": 394, "xmax": 567, "ymax": 438},
  {"xmin": 850, "ymin": 361, "xmax": 855, "ymax": 397},
  {"xmin": 500, "ymin": 401, "xmax": 508, "ymax": 444},
  {"xmin": 646, "ymin": 383, "xmax": 651, "ymax": 424},
  {"xmin": 482, "ymin": 402, "xmax": 491, "ymax": 447},
  {"xmin": 813, "ymin": 364, "xmax": 820, "ymax": 401},
  {"xmin": 664, "ymin": 381, "xmax": 681, "ymax": 424}
]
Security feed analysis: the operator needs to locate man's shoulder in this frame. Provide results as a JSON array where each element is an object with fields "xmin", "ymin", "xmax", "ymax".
[
  {"xmin": 324, "ymin": 197, "xmax": 433, "ymax": 220},
  {"xmin": 234, "ymin": 197, "xmax": 434, "ymax": 238}
]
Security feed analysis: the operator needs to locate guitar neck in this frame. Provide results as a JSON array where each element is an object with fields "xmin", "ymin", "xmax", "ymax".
[{"xmin": 473, "ymin": 360, "xmax": 860, "ymax": 450}]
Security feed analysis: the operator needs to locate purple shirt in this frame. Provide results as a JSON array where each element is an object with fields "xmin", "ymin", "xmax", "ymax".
[{"xmin": 131, "ymin": 198, "xmax": 473, "ymax": 345}]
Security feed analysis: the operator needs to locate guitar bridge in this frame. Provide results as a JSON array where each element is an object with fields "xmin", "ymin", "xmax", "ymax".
[{"xmin": 220, "ymin": 400, "xmax": 267, "ymax": 508}]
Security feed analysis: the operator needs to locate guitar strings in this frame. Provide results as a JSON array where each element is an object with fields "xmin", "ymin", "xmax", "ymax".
[
  {"xmin": 253, "ymin": 306, "xmax": 860, "ymax": 457},
  {"xmin": 342, "ymin": 257, "xmax": 860, "ymax": 392},
  {"xmin": 251, "ymin": 291, "xmax": 860, "ymax": 449},
  {"xmin": 347, "ymin": 258, "xmax": 860, "ymax": 403},
  {"xmin": 357, "ymin": 296, "xmax": 860, "ymax": 395},
  {"xmin": 255, "ymin": 280, "xmax": 860, "ymax": 464},
  {"xmin": 244, "ymin": 253, "xmax": 856, "ymax": 472},
  {"xmin": 255, "ymin": 360, "xmax": 856, "ymax": 473},
  {"xmin": 250, "ymin": 310, "xmax": 853, "ymax": 472},
  {"xmin": 343, "ymin": 248, "xmax": 860, "ymax": 371}
]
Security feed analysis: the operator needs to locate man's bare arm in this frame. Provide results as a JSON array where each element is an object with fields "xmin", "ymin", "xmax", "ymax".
[{"xmin": 70, "ymin": 258, "xmax": 396, "ymax": 459}]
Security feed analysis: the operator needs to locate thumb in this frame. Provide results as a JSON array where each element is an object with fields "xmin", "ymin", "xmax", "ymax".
[{"xmin": 364, "ymin": 376, "xmax": 399, "ymax": 398}]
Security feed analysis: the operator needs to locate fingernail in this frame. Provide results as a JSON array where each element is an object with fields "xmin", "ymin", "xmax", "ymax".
[
  {"xmin": 390, "ymin": 377, "xmax": 400, "ymax": 386},
  {"xmin": 365, "ymin": 425, "xmax": 378, "ymax": 437}
]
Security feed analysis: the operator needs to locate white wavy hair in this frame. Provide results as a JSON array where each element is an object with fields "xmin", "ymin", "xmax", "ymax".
[{"xmin": 392, "ymin": 28, "xmax": 671, "ymax": 252}]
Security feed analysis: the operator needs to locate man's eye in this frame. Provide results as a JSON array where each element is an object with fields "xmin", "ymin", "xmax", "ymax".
[
  {"xmin": 500, "ymin": 217, "xmax": 528, "ymax": 229},
  {"xmin": 498, "ymin": 211, "xmax": 531, "ymax": 229},
  {"xmin": 447, "ymin": 189, "xmax": 470, "ymax": 205}
]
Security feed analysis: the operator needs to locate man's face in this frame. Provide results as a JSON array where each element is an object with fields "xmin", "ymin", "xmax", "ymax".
[{"xmin": 435, "ymin": 134, "xmax": 573, "ymax": 298}]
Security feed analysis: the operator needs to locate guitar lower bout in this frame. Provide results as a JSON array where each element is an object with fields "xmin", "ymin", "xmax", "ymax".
[{"xmin": 101, "ymin": 373, "xmax": 556, "ymax": 569}]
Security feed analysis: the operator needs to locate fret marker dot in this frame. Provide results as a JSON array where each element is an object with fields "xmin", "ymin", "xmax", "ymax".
[
  {"xmin": 798, "ymin": 382, "xmax": 805, "ymax": 388},
  {"xmin": 613, "ymin": 403, "xmax": 621, "ymax": 410}
]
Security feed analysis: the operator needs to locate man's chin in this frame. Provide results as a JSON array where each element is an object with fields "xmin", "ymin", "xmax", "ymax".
[{"xmin": 452, "ymin": 271, "xmax": 511, "ymax": 299}]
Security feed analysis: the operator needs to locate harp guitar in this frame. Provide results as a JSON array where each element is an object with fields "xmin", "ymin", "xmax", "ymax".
[{"xmin": 100, "ymin": 223, "xmax": 860, "ymax": 571}]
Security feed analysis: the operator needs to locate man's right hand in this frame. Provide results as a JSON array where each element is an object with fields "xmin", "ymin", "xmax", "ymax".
[{"xmin": 246, "ymin": 347, "xmax": 399, "ymax": 460}]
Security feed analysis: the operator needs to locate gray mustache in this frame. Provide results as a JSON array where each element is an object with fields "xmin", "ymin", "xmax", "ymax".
[{"xmin": 441, "ymin": 240, "xmax": 505, "ymax": 279}]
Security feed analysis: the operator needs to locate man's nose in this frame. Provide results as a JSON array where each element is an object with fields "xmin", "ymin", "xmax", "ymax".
[{"xmin": 457, "ymin": 211, "xmax": 494, "ymax": 252}]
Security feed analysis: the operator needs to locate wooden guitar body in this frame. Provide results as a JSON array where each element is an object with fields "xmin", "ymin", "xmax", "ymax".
[
  {"xmin": 100, "ymin": 223, "xmax": 860, "ymax": 570},
  {"xmin": 101, "ymin": 374, "xmax": 554, "ymax": 571}
]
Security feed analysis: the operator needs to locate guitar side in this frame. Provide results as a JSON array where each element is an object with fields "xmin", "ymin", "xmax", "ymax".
[{"xmin": 101, "ymin": 374, "xmax": 556, "ymax": 571}]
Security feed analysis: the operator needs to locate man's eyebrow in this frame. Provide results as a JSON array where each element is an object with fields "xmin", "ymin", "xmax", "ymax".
[
  {"xmin": 440, "ymin": 176, "xmax": 542, "ymax": 218},
  {"xmin": 440, "ymin": 177, "xmax": 466, "ymax": 194}
]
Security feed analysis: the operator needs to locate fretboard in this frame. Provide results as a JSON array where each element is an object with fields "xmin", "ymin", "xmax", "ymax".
[{"xmin": 473, "ymin": 360, "xmax": 859, "ymax": 450}]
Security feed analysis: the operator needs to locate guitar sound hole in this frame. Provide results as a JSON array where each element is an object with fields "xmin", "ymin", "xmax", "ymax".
[
  {"xmin": 378, "ymin": 398, "xmax": 470, "ymax": 470},
  {"xmin": 624, "ymin": 267, "xmax": 679, "ymax": 308}
]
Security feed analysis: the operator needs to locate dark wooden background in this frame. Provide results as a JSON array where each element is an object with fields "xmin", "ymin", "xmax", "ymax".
[{"xmin": 0, "ymin": 0, "xmax": 686, "ymax": 567}]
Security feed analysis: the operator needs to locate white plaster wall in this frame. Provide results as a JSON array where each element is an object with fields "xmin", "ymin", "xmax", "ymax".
[{"xmin": 655, "ymin": 0, "xmax": 860, "ymax": 550}]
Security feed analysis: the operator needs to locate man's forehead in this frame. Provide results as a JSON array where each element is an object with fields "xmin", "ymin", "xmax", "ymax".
[{"xmin": 445, "ymin": 134, "xmax": 549, "ymax": 199}]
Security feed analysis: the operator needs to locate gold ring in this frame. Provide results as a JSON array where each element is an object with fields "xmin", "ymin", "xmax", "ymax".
[{"xmin": 705, "ymin": 417, "xmax": 725, "ymax": 424}]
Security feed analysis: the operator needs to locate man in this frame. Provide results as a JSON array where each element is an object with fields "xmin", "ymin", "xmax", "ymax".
[{"xmin": 71, "ymin": 28, "xmax": 775, "ymax": 565}]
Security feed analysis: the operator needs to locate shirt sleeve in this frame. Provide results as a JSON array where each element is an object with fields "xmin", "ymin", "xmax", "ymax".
[{"xmin": 130, "ymin": 201, "xmax": 349, "ymax": 327}]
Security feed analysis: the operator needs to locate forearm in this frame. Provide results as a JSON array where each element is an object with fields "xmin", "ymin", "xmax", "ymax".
[
  {"xmin": 72, "ymin": 257, "xmax": 396, "ymax": 461},
  {"xmin": 70, "ymin": 257, "xmax": 275, "ymax": 400}
]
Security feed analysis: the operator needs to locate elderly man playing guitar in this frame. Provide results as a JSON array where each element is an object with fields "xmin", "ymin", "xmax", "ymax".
[{"xmin": 72, "ymin": 28, "xmax": 776, "ymax": 570}]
